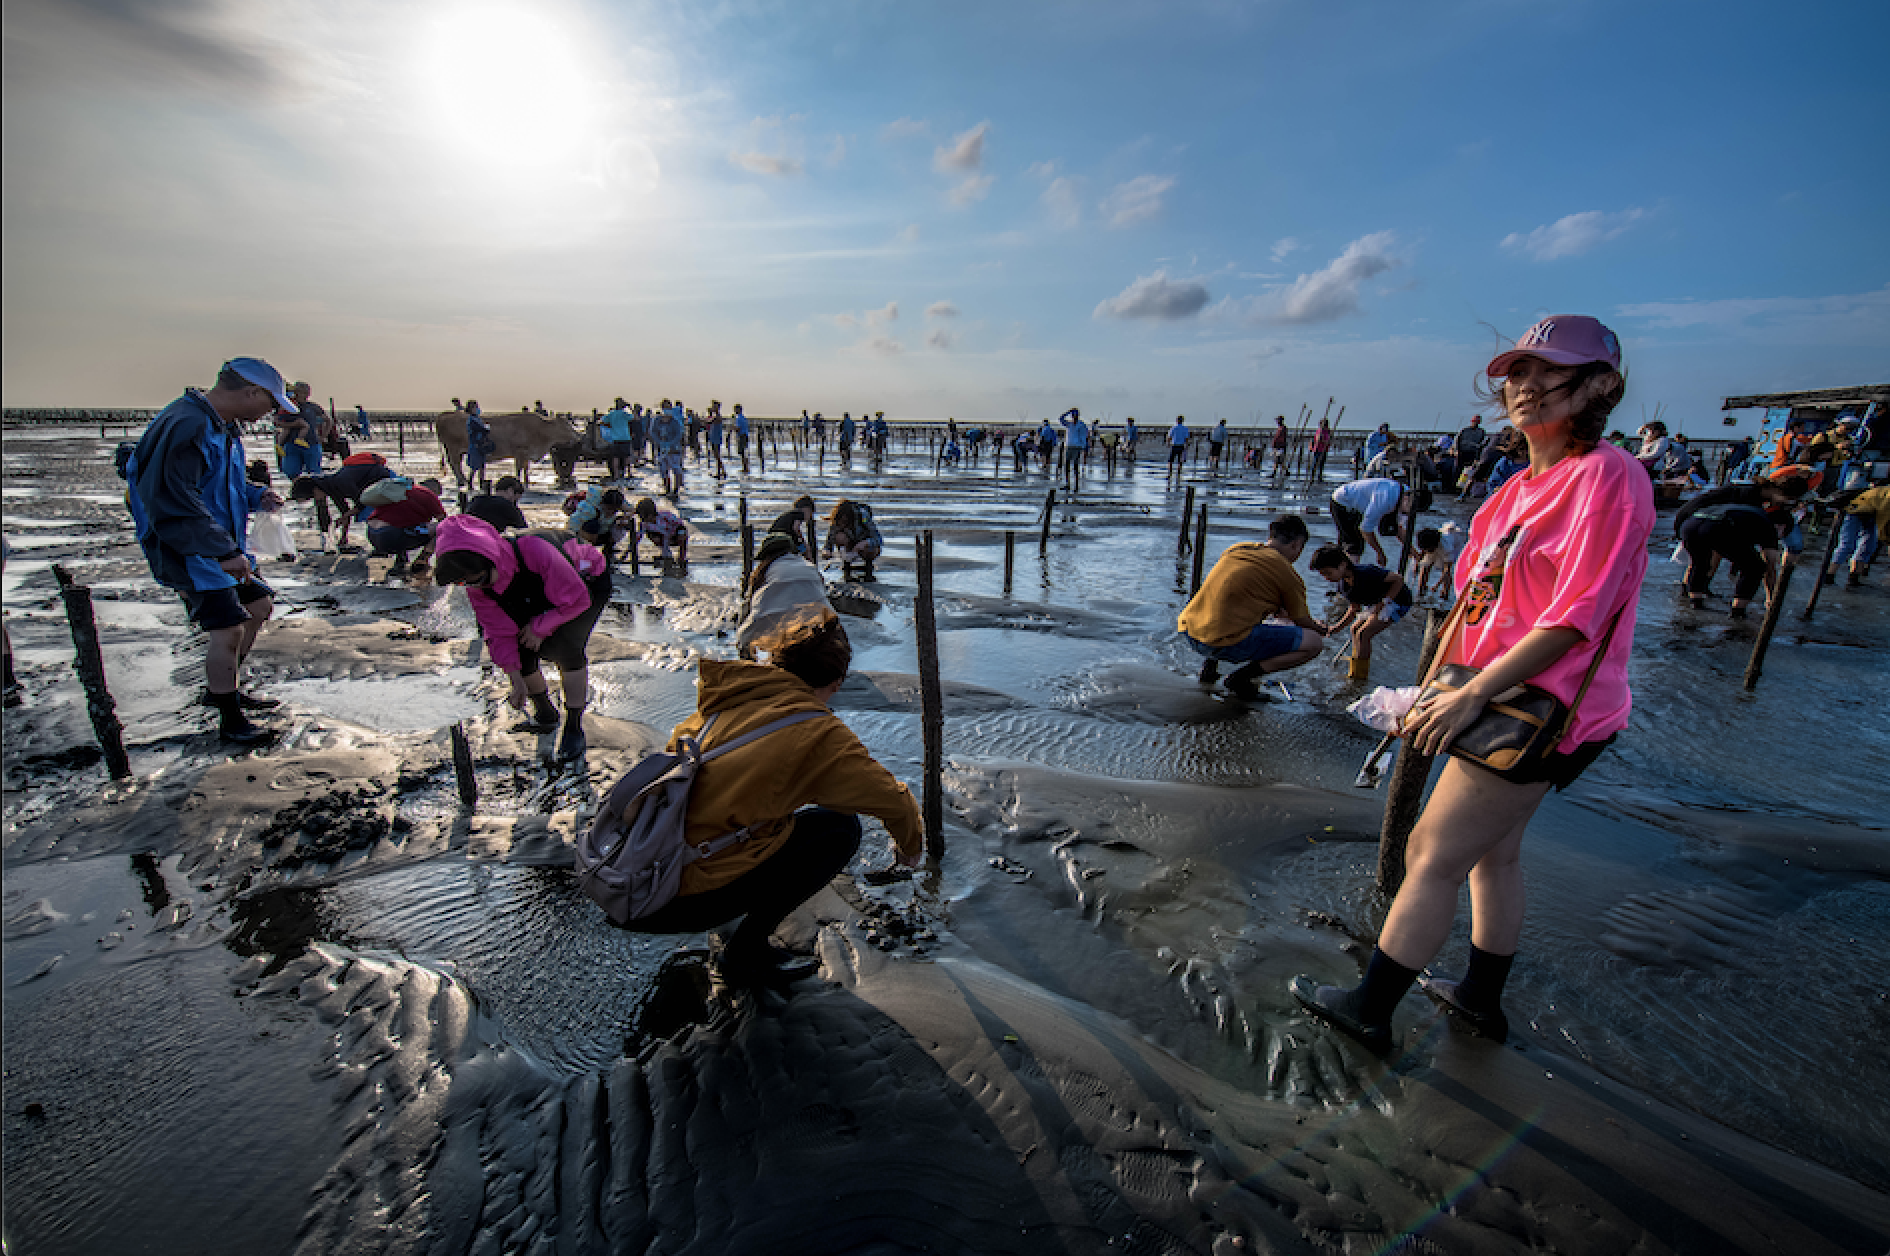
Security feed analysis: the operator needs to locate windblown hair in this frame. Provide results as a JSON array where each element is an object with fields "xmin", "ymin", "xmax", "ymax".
[
  {"xmin": 756, "ymin": 607, "xmax": 851, "ymax": 689},
  {"xmin": 1309, "ymin": 544, "xmax": 1352, "ymax": 573},
  {"xmin": 1476, "ymin": 359, "xmax": 1626, "ymax": 456}
]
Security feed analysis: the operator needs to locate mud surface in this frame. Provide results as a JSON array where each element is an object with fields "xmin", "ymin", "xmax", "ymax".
[{"xmin": 5, "ymin": 424, "xmax": 1888, "ymax": 1254}]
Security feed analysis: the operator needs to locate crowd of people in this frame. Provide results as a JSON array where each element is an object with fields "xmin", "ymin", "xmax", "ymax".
[{"xmin": 103, "ymin": 322, "xmax": 1883, "ymax": 1001}]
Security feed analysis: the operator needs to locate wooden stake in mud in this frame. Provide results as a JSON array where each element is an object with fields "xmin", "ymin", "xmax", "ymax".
[
  {"xmin": 1800, "ymin": 513, "xmax": 1846, "ymax": 621},
  {"xmin": 1003, "ymin": 530, "xmax": 1015, "ymax": 594},
  {"xmin": 398, "ymin": 422, "xmax": 405, "ymax": 458},
  {"xmin": 1396, "ymin": 481, "xmax": 1422, "ymax": 578},
  {"xmin": 1190, "ymin": 503, "xmax": 1210, "ymax": 594},
  {"xmin": 741, "ymin": 524, "xmax": 755, "ymax": 587},
  {"xmin": 449, "ymin": 722, "xmax": 477, "ymax": 809},
  {"xmin": 1743, "ymin": 554, "xmax": 1797, "ymax": 691},
  {"xmin": 739, "ymin": 495, "xmax": 749, "ymax": 535},
  {"xmin": 1376, "ymin": 606, "xmax": 1446, "ymax": 896},
  {"xmin": 1039, "ymin": 489, "xmax": 1056, "ymax": 550},
  {"xmin": 51, "ymin": 566, "xmax": 131, "ymax": 779},
  {"xmin": 915, "ymin": 531, "xmax": 945, "ymax": 859},
  {"xmin": 1178, "ymin": 485, "xmax": 1196, "ymax": 553}
]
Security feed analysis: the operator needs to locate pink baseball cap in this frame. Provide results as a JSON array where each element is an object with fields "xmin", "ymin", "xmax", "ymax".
[{"xmin": 1486, "ymin": 315, "xmax": 1622, "ymax": 378}]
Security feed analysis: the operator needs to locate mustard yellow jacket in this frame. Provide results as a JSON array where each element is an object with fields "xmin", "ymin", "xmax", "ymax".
[{"xmin": 671, "ymin": 659, "xmax": 922, "ymax": 895}]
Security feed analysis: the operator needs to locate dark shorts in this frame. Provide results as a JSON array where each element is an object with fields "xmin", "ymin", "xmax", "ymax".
[
  {"xmin": 1468, "ymin": 734, "xmax": 1617, "ymax": 791},
  {"xmin": 1168, "ymin": 445, "xmax": 1187, "ymax": 465},
  {"xmin": 1330, "ymin": 500, "xmax": 1367, "ymax": 554},
  {"xmin": 181, "ymin": 577, "xmax": 274, "ymax": 632},
  {"xmin": 519, "ymin": 573, "xmax": 613, "ymax": 674},
  {"xmin": 1210, "ymin": 442, "xmax": 1225, "ymax": 456},
  {"xmin": 611, "ymin": 440, "xmax": 636, "ymax": 460},
  {"xmin": 367, "ymin": 523, "xmax": 433, "ymax": 556}
]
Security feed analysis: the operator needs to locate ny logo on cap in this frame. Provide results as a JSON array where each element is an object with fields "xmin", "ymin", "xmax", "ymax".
[{"xmin": 1520, "ymin": 320, "xmax": 1556, "ymax": 349}]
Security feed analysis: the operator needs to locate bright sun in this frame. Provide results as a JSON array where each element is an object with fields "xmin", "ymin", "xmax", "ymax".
[{"xmin": 416, "ymin": 3, "xmax": 600, "ymax": 171}]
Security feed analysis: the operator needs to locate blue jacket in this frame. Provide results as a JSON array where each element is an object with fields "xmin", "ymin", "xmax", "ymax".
[{"xmin": 127, "ymin": 390, "xmax": 267, "ymax": 594}]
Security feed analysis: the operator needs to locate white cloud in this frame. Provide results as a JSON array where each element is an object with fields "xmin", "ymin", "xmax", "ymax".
[
  {"xmin": 1101, "ymin": 174, "xmax": 1174, "ymax": 228},
  {"xmin": 729, "ymin": 151, "xmax": 802, "ymax": 177},
  {"xmin": 882, "ymin": 116, "xmax": 929, "ymax": 140},
  {"xmin": 1094, "ymin": 270, "xmax": 1211, "ymax": 321},
  {"xmin": 933, "ymin": 121, "xmax": 989, "ymax": 172},
  {"xmin": 1615, "ymin": 284, "xmax": 1890, "ymax": 336},
  {"xmin": 928, "ymin": 328, "xmax": 956, "ymax": 350},
  {"xmin": 866, "ymin": 334, "xmax": 903, "ymax": 355},
  {"xmin": 1026, "ymin": 160, "xmax": 1059, "ymax": 180},
  {"xmin": 896, "ymin": 223, "xmax": 920, "ymax": 244},
  {"xmin": 1043, "ymin": 176, "xmax": 1082, "ymax": 228},
  {"xmin": 1501, "ymin": 208, "xmax": 1646, "ymax": 261},
  {"xmin": 1271, "ymin": 231, "xmax": 1401, "ymax": 324},
  {"xmin": 1271, "ymin": 237, "xmax": 1301, "ymax": 262},
  {"xmin": 927, "ymin": 300, "xmax": 959, "ymax": 319},
  {"xmin": 948, "ymin": 172, "xmax": 995, "ymax": 206},
  {"xmin": 825, "ymin": 134, "xmax": 847, "ymax": 167}
]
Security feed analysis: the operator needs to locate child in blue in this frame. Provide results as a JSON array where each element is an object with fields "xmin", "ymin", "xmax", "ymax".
[{"xmin": 1308, "ymin": 544, "xmax": 1413, "ymax": 683}]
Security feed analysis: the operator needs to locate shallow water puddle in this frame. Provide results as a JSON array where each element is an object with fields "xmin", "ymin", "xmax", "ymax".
[{"xmin": 271, "ymin": 667, "xmax": 486, "ymax": 732}]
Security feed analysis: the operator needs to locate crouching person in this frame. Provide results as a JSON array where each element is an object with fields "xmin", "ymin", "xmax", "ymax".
[
  {"xmin": 623, "ymin": 610, "xmax": 923, "ymax": 988},
  {"xmin": 432, "ymin": 515, "xmax": 612, "ymax": 761}
]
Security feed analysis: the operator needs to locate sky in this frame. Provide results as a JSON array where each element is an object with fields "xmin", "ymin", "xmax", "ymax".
[{"xmin": 2, "ymin": 0, "xmax": 1886, "ymax": 434}]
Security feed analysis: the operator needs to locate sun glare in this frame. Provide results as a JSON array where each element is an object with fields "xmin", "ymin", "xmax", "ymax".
[{"xmin": 417, "ymin": 3, "xmax": 600, "ymax": 171}]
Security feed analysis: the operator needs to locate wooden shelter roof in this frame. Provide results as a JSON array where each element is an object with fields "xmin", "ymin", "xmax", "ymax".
[{"xmin": 1720, "ymin": 385, "xmax": 1890, "ymax": 411}]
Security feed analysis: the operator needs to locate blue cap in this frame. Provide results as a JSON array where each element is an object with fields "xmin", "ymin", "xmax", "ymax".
[{"xmin": 224, "ymin": 357, "xmax": 296, "ymax": 415}]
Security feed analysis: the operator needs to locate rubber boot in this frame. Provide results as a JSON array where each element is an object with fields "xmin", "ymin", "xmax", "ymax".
[
  {"xmin": 518, "ymin": 691, "xmax": 558, "ymax": 735},
  {"xmin": 208, "ymin": 690, "xmax": 272, "ymax": 746},
  {"xmin": 1419, "ymin": 945, "xmax": 1512, "ymax": 1042},
  {"xmin": 556, "ymin": 706, "xmax": 588, "ymax": 762},
  {"xmin": 1347, "ymin": 654, "xmax": 1371, "ymax": 682},
  {"xmin": 1289, "ymin": 947, "xmax": 1420, "ymax": 1055},
  {"xmin": 1847, "ymin": 570, "xmax": 1863, "ymax": 588},
  {"xmin": 860, "ymin": 561, "xmax": 877, "ymax": 583}
]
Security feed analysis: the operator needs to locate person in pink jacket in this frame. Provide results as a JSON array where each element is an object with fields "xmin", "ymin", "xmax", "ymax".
[
  {"xmin": 432, "ymin": 515, "xmax": 612, "ymax": 761},
  {"xmin": 1292, "ymin": 315, "xmax": 1654, "ymax": 1053}
]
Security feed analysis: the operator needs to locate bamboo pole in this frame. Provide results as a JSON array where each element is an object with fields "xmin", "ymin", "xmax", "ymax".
[
  {"xmin": 915, "ymin": 531, "xmax": 945, "ymax": 859},
  {"xmin": 1190, "ymin": 504, "xmax": 1209, "ymax": 594},
  {"xmin": 1039, "ymin": 489, "xmax": 1055, "ymax": 550},
  {"xmin": 450, "ymin": 722, "xmax": 477, "ymax": 808},
  {"xmin": 52, "ymin": 566, "xmax": 131, "ymax": 779},
  {"xmin": 1743, "ymin": 554, "xmax": 1797, "ymax": 690},
  {"xmin": 1178, "ymin": 485, "xmax": 1196, "ymax": 553},
  {"xmin": 741, "ymin": 524, "xmax": 755, "ymax": 587},
  {"xmin": 1375, "ymin": 606, "xmax": 1445, "ymax": 896},
  {"xmin": 1003, "ymin": 530, "xmax": 1015, "ymax": 594},
  {"xmin": 1800, "ymin": 512, "xmax": 1846, "ymax": 620}
]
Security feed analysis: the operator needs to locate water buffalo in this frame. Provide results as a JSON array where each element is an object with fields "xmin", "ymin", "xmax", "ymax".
[{"xmin": 437, "ymin": 411, "xmax": 581, "ymax": 487}]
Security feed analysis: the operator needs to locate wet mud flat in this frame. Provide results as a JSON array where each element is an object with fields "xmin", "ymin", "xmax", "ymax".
[{"xmin": 4, "ymin": 425, "xmax": 1888, "ymax": 1255}]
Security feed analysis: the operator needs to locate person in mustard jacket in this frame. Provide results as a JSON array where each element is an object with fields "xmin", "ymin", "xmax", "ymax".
[{"xmin": 625, "ymin": 609, "xmax": 923, "ymax": 988}]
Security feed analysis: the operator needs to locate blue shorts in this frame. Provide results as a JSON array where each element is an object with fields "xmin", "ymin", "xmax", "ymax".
[
  {"xmin": 367, "ymin": 523, "xmax": 433, "ymax": 556},
  {"xmin": 181, "ymin": 577, "xmax": 274, "ymax": 632},
  {"xmin": 277, "ymin": 442, "xmax": 321, "ymax": 481},
  {"xmin": 1373, "ymin": 601, "xmax": 1411, "ymax": 625},
  {"xmin": 1185, "ymin": 623, "xmax": 1305, "ymax": 664}
]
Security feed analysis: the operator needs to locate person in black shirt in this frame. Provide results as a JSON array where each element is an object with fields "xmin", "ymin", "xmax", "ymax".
[
  {"xmin": 769, "ymin": 495, "xmax": 818, "ymax": 558},
  {"xmin": 1672, "ymin": 476, "xmax": 1806, "ymax": 618},
  {"xmin": 466, "ymin": 475, "xmax": 529, "ymax": 531},
  {"xmin": 1309, "ymin": 544, "xmax": 1413, "ymax": 682},
  {"xmin": 289, "ymin": 459, "xmax": 393, "ymax": 550}
]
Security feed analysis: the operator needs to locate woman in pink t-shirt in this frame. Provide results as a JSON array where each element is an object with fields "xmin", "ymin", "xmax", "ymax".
[{"xmin": 1293, "ymin": 315, "xmax": 1654, "ymax": 1053}]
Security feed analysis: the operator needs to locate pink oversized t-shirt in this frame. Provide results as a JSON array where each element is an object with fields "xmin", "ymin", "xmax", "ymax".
[{"xmin": 1450, "ymin": 441, "xmax": 1655, "ymax": 751}]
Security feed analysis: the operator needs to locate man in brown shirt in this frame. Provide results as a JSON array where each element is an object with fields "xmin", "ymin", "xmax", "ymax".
[{"xmin": 1178, "ymin": 514, "xmax": 1327, "ymax": 699}]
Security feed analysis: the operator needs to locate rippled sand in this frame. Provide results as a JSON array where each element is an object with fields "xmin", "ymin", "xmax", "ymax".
[{"xmin": 4, "ymin": 428, "xmax": 1887, "ymax": 1254}]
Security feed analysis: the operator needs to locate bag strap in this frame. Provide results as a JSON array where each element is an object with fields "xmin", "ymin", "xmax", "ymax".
[
  {"xmin": 696, "ymin": 708, "xmax": 828, "ymax": 764},
  {"xmin": 1559, "ymin": 607, "xmax": 1626, "ymax": 732}
]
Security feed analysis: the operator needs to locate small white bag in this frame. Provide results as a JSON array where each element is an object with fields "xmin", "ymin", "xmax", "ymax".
[{"xmin": 251, "ymin": 512, "xmax": 296, "ymax": 562}]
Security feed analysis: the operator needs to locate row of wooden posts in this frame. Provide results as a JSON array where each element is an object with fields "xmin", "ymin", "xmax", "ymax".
[{"xmin": 43, "ymin": 483, "xmax": 1831, "ymax": 882}]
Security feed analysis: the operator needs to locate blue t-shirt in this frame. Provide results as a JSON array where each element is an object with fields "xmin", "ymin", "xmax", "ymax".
[{"xmin": 601, "ymin": 408, "xmax": 635, "ymax": 442}]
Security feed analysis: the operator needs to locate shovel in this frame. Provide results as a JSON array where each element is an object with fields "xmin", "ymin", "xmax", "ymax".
[{"xmin": 1354, "ymin": 730, "xmax": 1398, "ymax": 789}]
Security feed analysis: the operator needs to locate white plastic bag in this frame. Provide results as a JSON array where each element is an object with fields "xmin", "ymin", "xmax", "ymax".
[
  {"xmin": 1346, "ymin": 685, "xmax": 1422, "ymax": 733},
  {"xmin": 251, "ymin": 512, "xmax": 296, "ymax": 562}
]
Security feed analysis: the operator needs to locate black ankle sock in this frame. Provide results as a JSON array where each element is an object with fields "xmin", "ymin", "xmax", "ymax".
[
  {"xmin": 1453, "ymin": 945, "xmax": 1514, "ymax": 1012},
  {"xmin": 1353, "ymin": 947, "xmax": 1423, "ymax": 1026},
  {"xmin": 563, "ymin": 706, "xmax": 585, "ymax": 731},
  {"xmin": 530, "ymin": 693, "xmax": 557, "ymax": 722}
]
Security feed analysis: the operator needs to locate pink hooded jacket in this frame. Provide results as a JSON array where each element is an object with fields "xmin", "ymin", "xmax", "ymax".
[{"xmin": 435, "ymin": 515, "xmax": 607, "ymax": 672}]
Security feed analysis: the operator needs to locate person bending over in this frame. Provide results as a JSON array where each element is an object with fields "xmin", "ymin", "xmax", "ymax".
[
  {"xmin": 823, "ymin": 498, "xmax": 883, "ymax": 582},
  {"xmin": 466, "ymin": 476, "xmax": 529, "ymax": 532},
  {"xmin": 1411, "ymin": 523, "xmax": 1462, "ymax": 601},
  {"xmin": 1671, "ymin": 471, "xmax": 1808, "ymax": 619},
  {"xmin": 1309, "ymin": 545, "xmax": 1413, "ymax": 683},
  {"xmin": 616, "ymin": 610, "xmax": 922, "ymax": 989},
  {"xmin": 769, "ymin": 495, "xmax": 818, "ymax": 559},
  {"xmin": 632, "ymin": 497, "xmax": 690, "ymax": 571},
  {"xmin": 1329, "ymin": 476, "xmax": 1427, "ymax": 566},
  {"xmin": 567, "ymin": 486, "xmax": 632, "ymax": 568},
  {"xmin": 1177, "ymin": 514, "xmax": 1327, "ymax": 700},
  {"xmin": 433, "ymin": 515, "xmax": 612, "ymax": 762}
]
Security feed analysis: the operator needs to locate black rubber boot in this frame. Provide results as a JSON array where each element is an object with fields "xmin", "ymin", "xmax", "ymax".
[
  {"xmin": 516, "ymin": 691, "xmax": 559, "ymax": 735},
  {"xmin": 859, "ymin": 561, "xmax": 877, "ymax": 583},
  {"xmin": 1224, "ymin": 663, "xmax": 1267, "ymax": 702},
  {"xmin": 556, "ymin": 707, "xmax": 588, "ymax": 762},
  {"xmin": 1197, "ymin": 658, "xmax": 1220, "ymax": 685},
  {"xmin": 208, "ymin": 690, "xmax": 272, "ymax": 746},
  {"xmin": 1419, "ymin": 945, "xmax": 1512, "ymax": 1042},
  {"xmin": 1290, "ymin": 947, "xmax": 1421, "ymax": 1055}
]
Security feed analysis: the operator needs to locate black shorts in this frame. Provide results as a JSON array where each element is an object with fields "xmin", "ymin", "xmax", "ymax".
[
  {"xmin": 1468, "ymin": 734, "xmax": 1616, "ymax": 790},
  {"xmin": 1331, "ymin": 500, "xmax": 1367, "ymax": 554},
  {"xmin": 519, "ymin": 573, "xmax": 612, "ymax": 673},
  {"xmin": 181, "ymin": 577, "xmax": 274, "ymax": 632},
  {"xmin": 1168, "ymin": 445, "xmax": 1187, "ymax": 465}
]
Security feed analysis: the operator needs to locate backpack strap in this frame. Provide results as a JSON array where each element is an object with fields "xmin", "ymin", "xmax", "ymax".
[{"xmin": 696, "ymin": 709, "xmax": 828, "ymax": 764}]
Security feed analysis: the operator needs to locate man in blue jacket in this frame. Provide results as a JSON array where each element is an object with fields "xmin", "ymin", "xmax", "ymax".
[{"xmin": 126, "ymin": 357, "xmax": 290, "ymax": 744}]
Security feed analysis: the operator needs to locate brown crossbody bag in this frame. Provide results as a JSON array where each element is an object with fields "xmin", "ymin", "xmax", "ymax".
[{"xmin": 1407, "ymin": 589, "xmax": 1623, "ymax": 783}]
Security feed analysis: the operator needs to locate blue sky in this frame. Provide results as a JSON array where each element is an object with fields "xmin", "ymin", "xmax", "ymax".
[{"xmin": 2, "ymin": 0, "xmax": 1885, "ymax": 434}]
